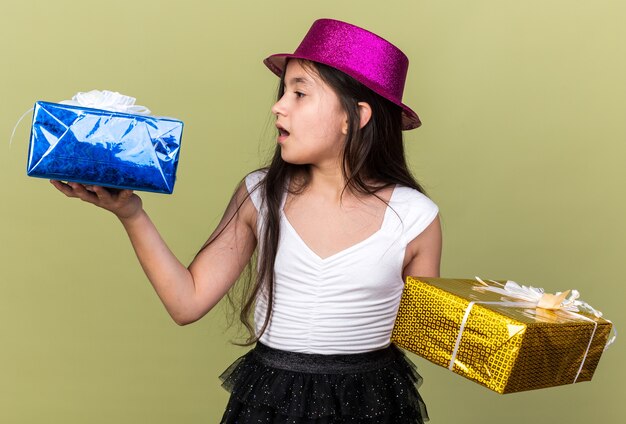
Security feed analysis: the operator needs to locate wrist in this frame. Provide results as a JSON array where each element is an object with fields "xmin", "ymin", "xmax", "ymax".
[{"xmin": 117, "ymin": 207, "xmax": 146, "ymax": 226}]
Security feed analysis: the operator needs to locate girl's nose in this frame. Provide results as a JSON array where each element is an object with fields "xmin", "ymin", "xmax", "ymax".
[{"xmin": 271, "ymin": 96, "xmax": 287, "ymax": 116}]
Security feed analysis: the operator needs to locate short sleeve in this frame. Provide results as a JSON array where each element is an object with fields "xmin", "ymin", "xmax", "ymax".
[
  {"xmin": 393, "ymin": 186, "xmax": 439, "ymax": 244},
  {"xmin": 244, "ymin": 169, "xmax": 267, "ymax": 212}
]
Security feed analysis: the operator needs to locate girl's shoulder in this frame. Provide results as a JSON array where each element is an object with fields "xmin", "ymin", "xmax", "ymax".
[
  {"xmin": 245, "ymin": 168, "xmax": 268, "ymax": 185},
  {"xmin": 390, "ymin": 184, "xmax": 438, "ymax": 211},
  {"xmin": 244, "ymin": 168, "xmax": 269, "ymax": 211},
  {"xmin": 388, "ymin": 184, "xmax": 439, "ymax": 243}
]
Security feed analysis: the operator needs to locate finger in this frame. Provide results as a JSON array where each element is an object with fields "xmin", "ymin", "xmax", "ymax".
[
  {"xmin": 50, "ymin": 180, "xmax": 78, "ymax": 197},
  {"xmin": 118, "ymin": 189, "xmax": 134, "ymax": 201},
  {"xmin": 68, "ymin": 182, "xmax": 99, "ymax": 203},
  {"xmin": 90, "ymin": 185, "xmax": 112, "ymax": 202}
]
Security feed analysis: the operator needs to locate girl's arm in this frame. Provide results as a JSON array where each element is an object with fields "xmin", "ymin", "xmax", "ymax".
[
  {"xmin": 402, "ymin": 215, "xmax": 442, "ymax": 279},
  {"xmin": 50, "ymin": 180, "xmax": 257, "ymax": 325}
]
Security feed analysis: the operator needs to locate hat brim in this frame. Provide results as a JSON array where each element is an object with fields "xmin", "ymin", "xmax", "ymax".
[{"xmin": 263, "ymin": 54, "xmax": 422, "ymax": 130}]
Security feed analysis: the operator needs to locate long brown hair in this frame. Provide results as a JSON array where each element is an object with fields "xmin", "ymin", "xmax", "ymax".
[{"xmin": 205, "ymin": 59, "xmax": 427, "ymax": 345}]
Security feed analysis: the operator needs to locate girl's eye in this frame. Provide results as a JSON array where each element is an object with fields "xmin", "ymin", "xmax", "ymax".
[{"xmin": 295, "ymin": 91, "xmax": 305, "ymax": 98}]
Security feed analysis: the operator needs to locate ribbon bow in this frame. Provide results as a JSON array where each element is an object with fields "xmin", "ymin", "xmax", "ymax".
[
  {"xmin": 9, "ymin": 90, "xmax": 151, "ymax": 149},
  {"xmin": 60, "ymin": 90, "xmax": 151, "ymax": 115},
  {"xmin": 475, "ymin": 277, "xmax": 604, "ymax": 318}
]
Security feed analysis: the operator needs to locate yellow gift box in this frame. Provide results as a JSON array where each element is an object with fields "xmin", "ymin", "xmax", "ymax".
[{"xmin": 391, "ymin": 277, "xmax": 614, "ymax": 394}]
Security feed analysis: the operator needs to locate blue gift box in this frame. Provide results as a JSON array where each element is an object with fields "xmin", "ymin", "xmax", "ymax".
[{"xmin": 27, "ymin": 101, "xmax": 184, "ymax": 194}]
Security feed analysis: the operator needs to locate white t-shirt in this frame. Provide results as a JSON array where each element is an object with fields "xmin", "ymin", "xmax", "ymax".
[{"xmin": 245, "ymin": 170, "xmax": 439, "ymax": 354}]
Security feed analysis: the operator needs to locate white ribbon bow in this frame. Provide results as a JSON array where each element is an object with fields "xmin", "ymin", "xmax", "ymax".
[
  {"xmin": 60, "ymin": 90, "xmax": 151, "ymax": 115},
  {"xmin": 474, "ymin": 277, "xmax": 616, "ymax": 350},
  {"xmin": 475, "ymin": 277, "xmax": 605, "ymax": 318},
  {"xmin": 9, "ymin": 90, "xmax": 151, "ymax": 150}
]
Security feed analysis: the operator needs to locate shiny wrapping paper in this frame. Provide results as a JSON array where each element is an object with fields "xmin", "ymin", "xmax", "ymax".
[
  {"xmin": 27, "ymin": 101, "xmax": 183, "ymax": 194},
  {"xmin": 391, "ymin": 277, "xmax": 612, "ymax": 394}
]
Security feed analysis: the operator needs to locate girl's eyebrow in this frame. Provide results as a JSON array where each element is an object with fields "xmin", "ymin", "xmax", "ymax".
[{"xmin": 285, "ymin": 76, "xmax": 313, "ymax": 86}]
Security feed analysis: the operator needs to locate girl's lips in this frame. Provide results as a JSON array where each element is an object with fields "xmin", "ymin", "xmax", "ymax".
[
  {"xmin": 277, "ymin": 133, "xmax": 289, "ymax": 144},
  {"xmin": 276, "ymin": 125, "xmax": 290, "ymax": 143}
]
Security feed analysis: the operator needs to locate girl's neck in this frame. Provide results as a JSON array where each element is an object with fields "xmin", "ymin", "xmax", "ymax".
[
  {"xmin": 297, "ymin": 164, "xmax": 378, "ymax": 203},
  {"xmin": 309, "ymin": 165, "xmax": 344, "ymax": 191}
]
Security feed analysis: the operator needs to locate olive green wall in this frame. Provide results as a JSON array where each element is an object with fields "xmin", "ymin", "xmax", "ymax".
[{"xmin": 1, "ymin": 0, "xmax": 623, "ymax": 422}]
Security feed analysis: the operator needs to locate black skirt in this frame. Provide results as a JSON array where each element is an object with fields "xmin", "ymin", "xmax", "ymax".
[{"xmin": 219, "ymin": 342, "xmax": 429, "ymax": 423}]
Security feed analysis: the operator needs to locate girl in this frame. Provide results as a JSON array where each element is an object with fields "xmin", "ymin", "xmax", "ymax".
[{"xmin": 51, "ymin": 18, "xmax": 441, "ymax": 424}]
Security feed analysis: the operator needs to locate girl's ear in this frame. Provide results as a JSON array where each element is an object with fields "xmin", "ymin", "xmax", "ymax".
[{"xmin": 357, "ymin": 101, "xmax": 372, "ymax": 129}]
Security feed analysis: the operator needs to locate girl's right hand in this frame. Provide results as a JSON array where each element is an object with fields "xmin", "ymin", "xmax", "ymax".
[{"xmin": 50, "ymin": 180, "xmax": 143, "ymax": 221}]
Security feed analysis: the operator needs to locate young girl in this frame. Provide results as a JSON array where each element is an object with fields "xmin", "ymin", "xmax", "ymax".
[{"xmin": 51, "ymin": 18, "xmax": 441, "ymax": 424}]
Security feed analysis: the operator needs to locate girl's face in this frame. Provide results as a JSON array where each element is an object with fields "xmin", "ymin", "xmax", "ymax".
[{"xmin": 271, "ymin": 60, "xmax": 348, "ymax": 167}]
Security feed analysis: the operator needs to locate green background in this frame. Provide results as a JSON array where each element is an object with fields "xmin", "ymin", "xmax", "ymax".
[{"xmin": 1, "ymin": 0, "xmax": 624, "ymax": 422}]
